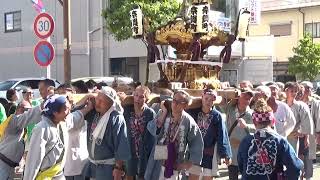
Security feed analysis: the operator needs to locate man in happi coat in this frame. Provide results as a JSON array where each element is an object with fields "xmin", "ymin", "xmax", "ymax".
[
  {"xmin": 124, "ymin": 86, "xmax": 156, "ymax": 179},
  {"xmin": 82, "ymin": 86, "xmax": 131, "ymax": 180},
  {"xmin": 145, "ymin": 90, "xmax": 203, "ymax": 180},
  {"xmin": 187, "ymin": 88, "xmax": 232, "ymax": 180},
  {"xmin": 238, "ymin": 98, "xmax": 303, "ymax": 180}
]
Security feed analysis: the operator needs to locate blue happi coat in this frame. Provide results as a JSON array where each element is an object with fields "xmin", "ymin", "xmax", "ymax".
[
  {"xmin": 144, "ymin": 110, "xmax": 203, "ymax": 180},
  {"xmin": 123, "ymin": 104, "xmax": 156, "ymax": 177},
  {"xmin": 187, "ymin": 107, "xmax": 232, "ymax": 169},
  {"xmin": 82, "ymin": 110, "xmax": 131, "ymax": 180},
  {"xmin": 238, "ymin": 128, "xmax": 303, "ymax": 180}
]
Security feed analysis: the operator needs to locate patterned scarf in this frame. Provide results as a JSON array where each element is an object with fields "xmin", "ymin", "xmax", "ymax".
[
  {"xmin": 129, "ymin": 111, "xmax": 146, "ymax": 158},
  {"xmin": 197, "ymin": 111, "xmax": 212, "ymax": 138},
  {"xmin": 164, "ymin": 118, "xmax": 180, "ymax": 145}
]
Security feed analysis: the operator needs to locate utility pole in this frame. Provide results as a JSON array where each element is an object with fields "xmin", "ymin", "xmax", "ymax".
[{"xmin": 62, "ymin": 0, "xmax": 71, "ymax": 83}]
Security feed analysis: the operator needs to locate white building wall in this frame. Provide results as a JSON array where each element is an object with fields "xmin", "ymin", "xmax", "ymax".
[{"xmin": 0, "ymin": 0, "xmax": 148, "ymax": 83}]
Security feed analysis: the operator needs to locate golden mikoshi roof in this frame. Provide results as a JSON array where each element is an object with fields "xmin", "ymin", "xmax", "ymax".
[{"xmin": 155, "ymin": 18, "xmax": 229, "ymax": 49}]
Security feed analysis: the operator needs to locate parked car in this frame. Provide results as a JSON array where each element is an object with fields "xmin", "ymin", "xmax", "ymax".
[
  {"xmin": 0, "ymin": 78, "xmax": 60, "ymax": 102},
  {"xmin": 71, "ymin": 76, "xmax": 134, "ymax": 86}
]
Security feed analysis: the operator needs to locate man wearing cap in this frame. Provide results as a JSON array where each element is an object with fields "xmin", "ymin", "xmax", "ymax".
[
  {"xmin": 124, "ymin": 86, "xmax": 156, "ymax": 180},
  {"xmin": 238, "ymin": 81, "xmax": 253, "ymax": 90},
  {"xmin": 22, "ymin": 88, "xmax": 42, "ymax": 151},
  {"xmin": 82, "ymin": 86, "xmax": 131, "ymax": 180},
  {"xmin": 146, "ymin": 90, "xmax": 203, "ymax": 180},
  {"xmin": 257, "ymin": 84, "xmax": 296, "ymax": 138},
  {"xmin": 299, "ymin": 81, "xmax": 320, "ymax": 180},
  {"xmin": 22, "ymin": 88, "xmax": 33, "ymax": 106},
  {"xmin": 284, "ymin": 82, "xmax": 313, "ymax": 155},
  {"xmin": 187, "ymin": 88, "xmax": 232, "ymax": 180},
  {"xmin": 225, "ymin": 88, "xmax": 255, "ymax": 180}
]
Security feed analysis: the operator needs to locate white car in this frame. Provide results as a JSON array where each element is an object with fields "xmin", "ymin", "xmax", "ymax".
[
  {"xmin": 71, "ymin": 76, "xmax": 134, "ymax": 86},
  {"xmin": 0, "ymin": 78, "xmax": 60, "ymax": 102}
]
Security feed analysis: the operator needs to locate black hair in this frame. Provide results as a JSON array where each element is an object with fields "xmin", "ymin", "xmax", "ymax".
[
  {"xmin": 258, "ymin": 121, "xmax": 272, "ymax": 128},
  {"xmin": 85, "ymin": 79, "xmax": 97, "ymax": 89},
  {"xmin": 6, "ymin": 89, "xmax": 16, "ymax": 101},
  {"xmin": 95, "ymin": 82, "xmax": 108, "ymax": 90},
  {"xmin": 72, "ymin": 80, "xmax": 89, "ymax": 93},
  {"xmin": 57, "ymin": 83, "xmax": 73, "ymax": 91},
  {"xmin": 284, "ymin": 82, "xmax": 299, "ymax": 91},
  {"xmin": 40, "ymin": 79, "xmax": 55, "ymax": 87},
  {"xmin": 159, "ymin": 88, "xmax": 174, "ymax": 96},
  {"xmin": 0, "ymin": 98, "xmax": 8, "ymax": 107},
  {"xmin": 135, "ymin": 81, "xmax": 142, "ymax": 87},
  {"xmin": 265, "ymin": 82, "xmax": 275, "ymax": 87}
]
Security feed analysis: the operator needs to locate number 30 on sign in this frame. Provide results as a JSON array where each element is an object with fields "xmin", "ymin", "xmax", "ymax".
[{"xmin": 33, "ymin": 12, "xmax": 55, "ymax": 39}]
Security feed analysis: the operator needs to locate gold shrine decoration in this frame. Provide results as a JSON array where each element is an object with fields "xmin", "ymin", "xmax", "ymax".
[
  {"xmin": 155, "ymin": 19, "xmax": 229, "ymax": 50},
  {"xmin": 155, "ymin": 20, "xmax": 193, "ymax": 45},
  {"xmin": 164, "ymin": 63, "xmax": 219, "ymax": 89}
]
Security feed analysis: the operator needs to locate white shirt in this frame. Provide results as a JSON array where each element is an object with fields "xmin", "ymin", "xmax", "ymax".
[
  {"xmin": 64, "ymin": 122, "xmax": 88, "ymax": 176},
  {"xmin": 274, "ymin": 100, "xmax": 296, "ymax": 137}
]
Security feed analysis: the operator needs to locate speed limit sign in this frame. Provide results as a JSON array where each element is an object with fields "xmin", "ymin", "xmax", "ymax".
[{"xmin": 33, "ymin": 12, "xmax": 55, "ymax": 39}]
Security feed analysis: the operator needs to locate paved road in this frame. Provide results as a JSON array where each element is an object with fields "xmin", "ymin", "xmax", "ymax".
[{"xmin": 14, "ymin": 151, "xmax": 320, "ymax": 179}]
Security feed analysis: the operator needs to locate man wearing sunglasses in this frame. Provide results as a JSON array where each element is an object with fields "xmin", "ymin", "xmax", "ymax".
[
  {"xmin": 22, "ymin": 88, "xmax": 42, "ymax": 163},
  {"xmin": 22, "ymin": 88, "xmax": 34, "ymax": 106}
]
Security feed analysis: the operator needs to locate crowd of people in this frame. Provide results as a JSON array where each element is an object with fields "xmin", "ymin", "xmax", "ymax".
[{"xmin": 0, "ymin": 78, "xmax": 319, "ymax": 180}]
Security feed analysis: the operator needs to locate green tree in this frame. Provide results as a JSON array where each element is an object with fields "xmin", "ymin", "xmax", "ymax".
[
  {"xmin": 102, "ymin": 0, "xmax": 181, "ymax": 41},
  {"xmin": 288, "ymin": 35, "xmax": 320, "ymax": 81}
]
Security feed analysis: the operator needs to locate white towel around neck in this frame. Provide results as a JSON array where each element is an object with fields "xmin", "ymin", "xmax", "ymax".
[{"xmin": 92, "ymin": 104, "xmax": 116, "ymax": 141}]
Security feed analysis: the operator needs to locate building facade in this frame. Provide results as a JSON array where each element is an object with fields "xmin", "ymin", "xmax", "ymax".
[
  {"xmin": 250, "ymin": 0, "xmax": 320, "ymax": 80},
  {"xmin": 4, "ymin": 0, "xmax": 313, "ymax": 84},
  {"xmin": 0, "ymin": 0, "xmax": 148, "ymax": 83}
]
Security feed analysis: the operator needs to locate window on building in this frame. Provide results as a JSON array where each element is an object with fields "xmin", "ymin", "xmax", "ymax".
[
  {"xmin": 110, "ymin": 58, "xmax": 125, "ymax": 76},
  {"xmin": 110, "ymin": 58, "xmax": 140, "ymax": 81},
  {"xmin": 305, "ymin": 22, "xmax": 320, "ymax": 38},
  {"xmin": 211, "ymin": 0, "xmax": 227, "ymax": 14},
  {"xmin": 4, "ymin": 11, "xmax": 22, "ymax": 32},
  {"xmin": 270, "ymin": 23, "xmax": 291, "ymax": 37}
]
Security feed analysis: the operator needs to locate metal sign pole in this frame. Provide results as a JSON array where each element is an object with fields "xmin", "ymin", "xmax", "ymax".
[
  {"xmin": 33, "ymin": 12, "xmax": 55, "ymax": 77},
  {"xmin": 47, "ymin": 37, "xmax": 51, "ymax": 78},
  {"xmin": 63, "ymin": 0, "xmax": 71, "ymax": 83}
]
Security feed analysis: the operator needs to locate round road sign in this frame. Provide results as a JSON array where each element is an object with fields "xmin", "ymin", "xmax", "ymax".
[
  {"xmin": 33, "ymin": 12, "xmax": 55, "ymax": 39},
  {"xmin": 33, "ymin": 40, "xmax": 55, "ymax": 67}
]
